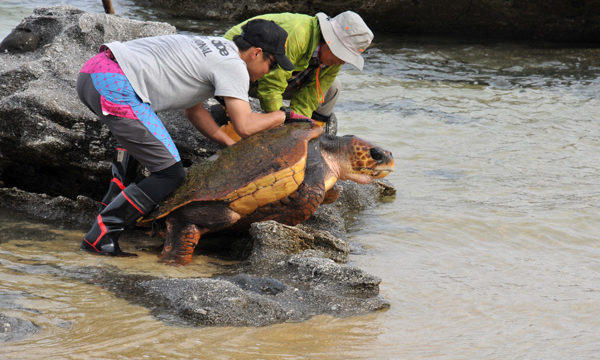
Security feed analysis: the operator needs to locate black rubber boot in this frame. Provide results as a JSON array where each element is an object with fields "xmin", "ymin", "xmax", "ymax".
[
  {"xmin": 311, "ymin": 112, "xmax": 337, "ymax": 135},
  {"xmin": 98, "ymin": 147, "xmax": 140, "ymax": 210},
  {"xmin": 81, "ymin": 184, "xmax": 156, "ymax": 257}
]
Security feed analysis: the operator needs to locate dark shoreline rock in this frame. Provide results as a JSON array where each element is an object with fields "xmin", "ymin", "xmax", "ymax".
[
  {"xmin": 139, "ymin": 0, "xmax": 600, "ymax": 43},
  {"xmin": 0, "ymin": 187, "xmax": 96, "ymax": 227}
]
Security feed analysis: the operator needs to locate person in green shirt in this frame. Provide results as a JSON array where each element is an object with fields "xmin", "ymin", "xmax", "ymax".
[{"xmin": 223, "ymin": 11, "xmax": 374, "ymax": 135}]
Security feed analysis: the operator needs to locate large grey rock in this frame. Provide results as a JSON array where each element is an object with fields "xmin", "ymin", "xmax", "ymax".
[
  {"xmin": 0, "ymin": 187, "xmax": 97, "ymax": 226},
  {"xmin": 248, "ymin": 220, "xmax": 350, "ymax": 267},
  {"xmin": 141, "ymin": 0, "xmax": 600, "ymax": 43},
  {"xmin": 86, "ymin": 220, "xmax": 389, "ymax": 327},
  {"xmin": 0, "ymin": 6, "xmax": 219, "ymax": 201},
  {"xmin": 134, "ymin": 254, "xmax": 389, "ymax": 327}
]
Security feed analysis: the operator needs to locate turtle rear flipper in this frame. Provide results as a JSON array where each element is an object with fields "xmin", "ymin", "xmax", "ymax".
[
  {"xmin": 158, "ymin": 202, "xmax": 242, "ymax": 265},
  {"xmin": 159, "ymin": 223, "xmax": 204, "ymax": 266}
]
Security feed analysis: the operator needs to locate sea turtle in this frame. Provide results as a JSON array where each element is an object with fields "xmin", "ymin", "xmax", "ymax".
[{"xmin": 140, "ymin": 122, "xmax": 394, "ymax": 266}]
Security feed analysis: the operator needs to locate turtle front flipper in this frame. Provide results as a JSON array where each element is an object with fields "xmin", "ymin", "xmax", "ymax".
[{"xmin": 322, "ymin": 184, "xmax": 340, "ymax": 204}]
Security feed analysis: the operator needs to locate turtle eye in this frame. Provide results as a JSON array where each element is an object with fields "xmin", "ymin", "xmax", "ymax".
[{"xmin": 370, "ymin": 147, "xmax": 387, "ymax": 163}]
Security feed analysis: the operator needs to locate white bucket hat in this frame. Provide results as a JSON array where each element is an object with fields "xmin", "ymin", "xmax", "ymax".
[{"xmin": 316, "ymin": 11, "xmax": 374, "ymax": 71}]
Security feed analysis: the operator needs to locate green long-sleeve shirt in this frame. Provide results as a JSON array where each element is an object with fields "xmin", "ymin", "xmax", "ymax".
[{"xmin": 224, "ymin": 13, "xmax": 341, "ymax": 117}]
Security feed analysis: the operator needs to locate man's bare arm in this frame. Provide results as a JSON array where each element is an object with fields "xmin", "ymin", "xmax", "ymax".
[
  {"xmin": 184, "ymin": 103, "xmax": 236, "ymax": 146},
  {"xmin": 224, "ymin": 97, "xmax": 285, "ymax": 138}
]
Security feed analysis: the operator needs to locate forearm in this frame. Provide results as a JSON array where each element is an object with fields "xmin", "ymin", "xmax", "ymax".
[
  {"xmin": 225, "ymin": 97, "xmax": 285, "ymax": 138},
  {"xmin": 232, "ymin": 110, "xmax": 285, "ymax": 138},
  {"xmin": 249, "ymin": 110, "xmax": 285, "ymax": 133},
  {"xmin": 184, "ymin": 106, "xmax": 236, "ymax": 146}
]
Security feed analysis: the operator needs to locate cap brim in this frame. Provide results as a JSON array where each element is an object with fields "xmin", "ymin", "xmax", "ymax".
[
  {"xmin": 316, "ymin": 12, "xmax": 364, "ymax": 71},
  {"xmin": 275, "ymin": 53, "xmax": 295, "ymax": 71}
]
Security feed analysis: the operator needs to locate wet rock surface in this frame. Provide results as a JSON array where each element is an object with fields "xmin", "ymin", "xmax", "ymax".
[
  {"xmin": 0, "ymin": 313, "xmax": 40, "ymax": 343},
  {"xmin": 0, "ymin": 6, "xmax": 396, "ymax": 328},
  {"xmin": 79, "ymin": 219, "xmax": 390, "ymax": 327},
  {"xmin": 0, "ymin": 187, "xmax": 97, "ymax": 226}
]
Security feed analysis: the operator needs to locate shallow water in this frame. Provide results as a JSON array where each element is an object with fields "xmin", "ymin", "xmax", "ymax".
[{"xmin": 2, "ymin": 1, "xmax": 600, "ymax": 359}]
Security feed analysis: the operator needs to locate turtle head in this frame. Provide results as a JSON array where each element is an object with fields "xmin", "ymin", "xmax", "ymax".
[{"xmin": 321, "ymin": 134, "xmax": 394, "ymax": 184}]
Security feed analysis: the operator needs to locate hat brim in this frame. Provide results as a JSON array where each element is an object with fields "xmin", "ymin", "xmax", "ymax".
[
  {"xmin": 274, "ymin": 53, "xmax": 294, "ymax": 71},
  {"xmin": 316, "ymin": 12, "xmax": 364, "ymax": 71}
]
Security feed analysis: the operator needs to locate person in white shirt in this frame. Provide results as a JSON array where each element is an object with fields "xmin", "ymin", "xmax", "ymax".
[{"xmin": 76, "ymin": 19, "xmax": 301, "ymax": 257}]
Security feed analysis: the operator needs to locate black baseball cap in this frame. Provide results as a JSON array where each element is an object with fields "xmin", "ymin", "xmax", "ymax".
[{"xmin": 241, "ymin": 19, "xmax": 295, "ymax": 71}]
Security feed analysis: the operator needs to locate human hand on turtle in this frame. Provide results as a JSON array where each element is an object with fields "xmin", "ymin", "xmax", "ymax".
[{"xmin": 281, "ymin": 107, "xmax": 314, "ymax": 124}]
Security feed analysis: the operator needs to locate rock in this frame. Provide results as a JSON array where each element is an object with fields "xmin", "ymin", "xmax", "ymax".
[
  {"xmin": 0, "ymin": 29, "xmax": 39, "ymax": 53},
  {"xmin": 0, "ymin": 313, "xmax": 39, "ymax": 343},
  {"xmin": 87, "ymin": 221, "xmax": 389, "ymax": 327},
  {"xmin": 132, "ymin": 263, "xmax": 389, "ymax": 326},
  {"xmin": 285, "ymin": 252, "xmax": 383, "ymax": 298},
  {"xmin": 225, "ymin": 274, "xmax": 288, "ymax": 296},
  {"xmin": 0, "ymin": 187, "xmax": 96, "ymax": 226},
  {"xmin": 140, "ymin": 0, "xmax": 600, "ymax": 43},
  {"xmin": 138, "ymin": 277, "xmax": 289, "ymax": 327},
  {"xmin": 248, "ymin": 221, "xmax": 350, "ymax": 268},
  {"xmin": 0, "ymin": 6, "xmax": 219, "ymax": 201}
]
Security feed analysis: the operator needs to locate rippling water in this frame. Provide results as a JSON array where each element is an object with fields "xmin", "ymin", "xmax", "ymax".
[{"xmin": 2, "ymin": 1, "xmax": 600, "ymax": 359}]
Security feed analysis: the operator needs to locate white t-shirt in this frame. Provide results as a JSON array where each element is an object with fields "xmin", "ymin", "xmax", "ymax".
[{"xmin": 106, "ymin": 35, "xmax": 250, "ymax": 112}]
